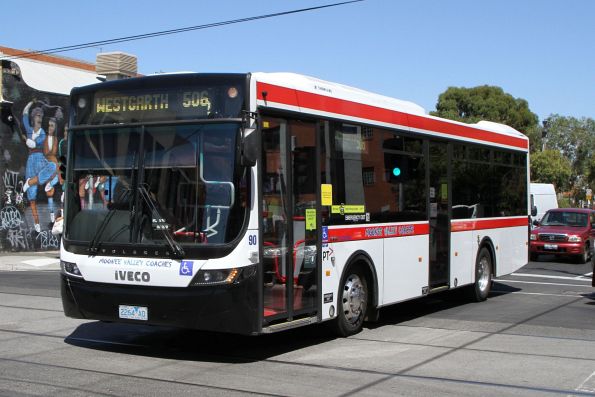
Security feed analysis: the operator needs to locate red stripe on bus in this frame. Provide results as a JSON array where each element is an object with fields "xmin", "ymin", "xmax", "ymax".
[
  {"xmin": 328, "ymin": 223, "xmax": 429, "ymax": 242},
  {"xmin": 451, "ymin": 217, "xmax": 529, "ymax": 232},
  {"xmin": 256, "ymin": 82, "xmax": 528, "ymax": 150}
]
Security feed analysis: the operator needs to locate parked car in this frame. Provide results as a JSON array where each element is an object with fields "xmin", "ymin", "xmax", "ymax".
[{"xmin": 530, "ymin": 208, "xmax": 595, "ymax": 263}]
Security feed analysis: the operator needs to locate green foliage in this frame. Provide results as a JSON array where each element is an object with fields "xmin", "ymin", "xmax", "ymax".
[
  {"xmin": 557, "ymin": 197, "xmax": 572, "ymax": 209},
  {"xmin": 542, "ymin": 115, "xmax": 595, "ymax": 201},
  {"xmin": 431, "ymin": 86, "xmax": 539, "ymax": 134},
  {"xmin": 588, "ymin": 156, "xmax": 595, "ymax": 188},
  {"xmin": 530, "ymin": 150, "xmax": 572, "ymax": 192}
]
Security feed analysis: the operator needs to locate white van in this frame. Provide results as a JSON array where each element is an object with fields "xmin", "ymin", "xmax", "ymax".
[{"xmin": 530, "ymin": 183, "xmax": 558, "ymax": 222}]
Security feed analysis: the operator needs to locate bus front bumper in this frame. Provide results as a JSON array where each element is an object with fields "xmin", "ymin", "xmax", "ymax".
[{"xmin": 61, "ymin": 274, "xmax": 260, "ymax": 335}]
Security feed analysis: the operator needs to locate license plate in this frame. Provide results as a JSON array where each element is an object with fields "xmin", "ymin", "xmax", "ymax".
[
  {"xmin": 119, "ymin": 305, "xmax": 148, "ymax": 321},
  {"xmin": 543, "ymin": 244, "xmax": 558, "ymax": 250}
]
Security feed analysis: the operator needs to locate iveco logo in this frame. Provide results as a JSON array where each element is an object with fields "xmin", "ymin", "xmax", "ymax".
[{"xmin": 115, "ymin": 270, "xmax": 150, "ymax": 282}]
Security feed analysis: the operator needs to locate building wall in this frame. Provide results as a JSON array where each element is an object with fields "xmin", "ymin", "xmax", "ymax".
[{"xmin": 1, "ymin": 60, "xmax": 69, "ymax": 251}]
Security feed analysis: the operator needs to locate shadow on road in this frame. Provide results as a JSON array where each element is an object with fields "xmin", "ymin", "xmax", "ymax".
[
  {"xmin": 369, "ymin": 282, "xmax": 521, "ymax": 328},
  {"xmin": 65, "ymin": 320, "xmax": 336, "ymax": 363},
  {"xmin": 583, "ymin": 292, "xmax": 595, "ymax": 305},
  {"xmin": 64, "ymin": 283, "xmax": 521, "ymax": 363}
]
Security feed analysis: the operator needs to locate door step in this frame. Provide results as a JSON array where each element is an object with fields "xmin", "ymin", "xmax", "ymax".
[
  {"xmin": 262, "ymin": 316, "xmax": 318, "ymax": 333},
  {"xmin": 429, "ymin": 285, "xmax": 450, "ymax": 293}
]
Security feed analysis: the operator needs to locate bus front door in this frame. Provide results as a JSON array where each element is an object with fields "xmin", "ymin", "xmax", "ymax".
[{"xmin": 261, "ymin": 117, "xmax": 319, "ymax": 326}]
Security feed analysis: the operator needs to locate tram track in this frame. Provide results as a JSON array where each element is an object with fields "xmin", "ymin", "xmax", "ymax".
[
  {"xmin": 0, "ymin": 270, "xmax": 594, "ymax": 395},
  {"xmin": 2, "ymin": 314, "xmax": 595, "ymax": 396},
  {"xmin": 1, "ymin": 353, "xmax": 593, "ymax": 397}
]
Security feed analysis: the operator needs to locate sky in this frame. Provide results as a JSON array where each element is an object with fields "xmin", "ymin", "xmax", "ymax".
[{"xmin": 3, "ymin": 0, "xmax": 594, "ymax": 122}]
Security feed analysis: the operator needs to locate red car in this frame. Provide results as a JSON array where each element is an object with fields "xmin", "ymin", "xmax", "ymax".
[{"xmin": 530, "ymin": 208, "xmax": 595, "ymax": 263}]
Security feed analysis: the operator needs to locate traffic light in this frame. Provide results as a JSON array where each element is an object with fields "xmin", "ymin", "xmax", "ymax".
[{"xmin": 386, "ymin": 154, "xmax": 408, "ymax": 183}]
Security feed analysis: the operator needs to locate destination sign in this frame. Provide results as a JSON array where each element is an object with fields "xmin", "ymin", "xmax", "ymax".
[
  {"xmin": 95, "ymin": 93, "xmax": 171, "ymax": 113},
  {"xmin": 73, "ymin": 75, "xmax": 246, "ymax": 125}
]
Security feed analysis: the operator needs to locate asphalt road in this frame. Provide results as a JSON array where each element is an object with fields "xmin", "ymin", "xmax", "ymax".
[{"xmin": 0, "ymin": 256, "xmax": 593, "ymax": 396}]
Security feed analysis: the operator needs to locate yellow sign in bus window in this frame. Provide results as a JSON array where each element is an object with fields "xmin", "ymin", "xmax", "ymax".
[
  {"xmin": 331, "ymin": 205, "xmax": 365, "ymax": 214},
  {"xmin": 321, "ymin": 184, "xmax": 333, "ymax": 206},
  {"xmin": 306, "ymin": 209, "xmax": 316, "ymax": 231}
]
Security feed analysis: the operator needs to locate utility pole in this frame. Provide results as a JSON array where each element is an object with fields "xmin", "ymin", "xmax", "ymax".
[{"xmin": 541, "ymin": 119, "xmax": 549, "ymax": 151}]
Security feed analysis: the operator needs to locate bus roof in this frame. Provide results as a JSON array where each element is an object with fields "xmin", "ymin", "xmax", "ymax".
[
  {"xmin": 66, "ymin": 71, "xmax": 528, "ymax": 151},
  {"xmin": 252, "ymin": 72, "xmax": 529, "ymax": 151}
]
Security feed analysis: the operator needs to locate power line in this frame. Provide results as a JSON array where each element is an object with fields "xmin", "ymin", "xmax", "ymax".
[{"xmin": 1, "ymin": 1, "xmax": 364, "ymax": 61}]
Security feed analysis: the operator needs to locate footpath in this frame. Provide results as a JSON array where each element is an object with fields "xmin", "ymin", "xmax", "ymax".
[{"xmin": 0, "ymin": 251, "xmax": 60, "ymax": 271}]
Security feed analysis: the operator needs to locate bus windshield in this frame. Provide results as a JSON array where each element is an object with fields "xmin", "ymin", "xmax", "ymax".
[{"xmin": 65, "ymin": 122, "xmax": 248, "ymax": 250}]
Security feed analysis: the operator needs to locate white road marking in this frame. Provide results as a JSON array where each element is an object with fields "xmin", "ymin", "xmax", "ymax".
[
  {"xmin": 491, "ymin": 290, "xmax": 584, "ymax": 298},
  {"xmin": 576, "ymin": 369, "xmax": 595, "ymax": 393},
  {"xmin": 21, "ymin": 258, "xmax": 60, "ymax": 267},
  {"xmin": 501, "ymin": 280, "xmax": 593, "ymax": 288},
  {"xmin": 511, "ymin": 272, "xmax": 591, "ymax": 282}
]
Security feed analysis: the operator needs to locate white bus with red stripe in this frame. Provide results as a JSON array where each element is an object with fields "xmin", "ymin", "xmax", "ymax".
[{"xmin": 61, "ymin": 72, "xmax": 529, "ymax": 336}]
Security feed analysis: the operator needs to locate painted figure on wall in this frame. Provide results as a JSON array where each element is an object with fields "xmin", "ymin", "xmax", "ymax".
[
  {"xmin": 20, "ymin": 100, "xmax": 60, "ymax": 232},
  {"xmin": 1, "ymin": 58, "xmax": 76, "ymax": 251}
]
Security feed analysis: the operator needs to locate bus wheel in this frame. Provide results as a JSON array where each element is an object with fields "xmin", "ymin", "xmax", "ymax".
[
  {"xmin": 470, "ymin": 247, "xmax": 492, "ymax": 302},
  {"xmin": 333, "ymin": 266, "xmax": 368, "ymax": 337}
]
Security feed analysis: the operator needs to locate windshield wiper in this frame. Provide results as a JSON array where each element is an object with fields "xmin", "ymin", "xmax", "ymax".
[
  {"xmin": 137, "ymin": 184, "xmax": 185, "ymax": 258},
  {"xmin": 88, "ymin": 188, "xmax": 131, "ymax": 254}
]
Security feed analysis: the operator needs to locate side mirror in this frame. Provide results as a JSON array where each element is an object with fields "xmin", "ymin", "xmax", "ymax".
[
  {"xmin": 241, "ymin": 129, "xmax": 259, "ymax": 167},
  {"xmin": 531, "ymin": 206, "xmax": 537, "ymax": 217},
  {"xmin": 533, "ymin": 219, "xmax": 540, "ymax": 226}
]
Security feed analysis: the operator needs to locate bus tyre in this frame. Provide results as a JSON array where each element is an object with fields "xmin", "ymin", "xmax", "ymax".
[
  {"xmin": 470, "ymin": 247, "xmax": 492, "ymax": 302},
  {"xmin": 332, "ymin": 266, "xmax": 368, "ymax": 337}
]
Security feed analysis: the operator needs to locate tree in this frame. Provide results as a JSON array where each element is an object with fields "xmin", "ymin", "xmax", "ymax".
[
  {"xmin": 530, "ymin": 150, "xmax": 572, "ymax": 192},
  {"xmin": 431, "ymin": 86, "xmax": 539, "ymax": 134},
  {"xmin": 541, "ymin": 115, "xmax": 595, "ymax": 202},
  {"xmin": 588, "ymin": 156, "xmax": 595, "ymax": 190}
]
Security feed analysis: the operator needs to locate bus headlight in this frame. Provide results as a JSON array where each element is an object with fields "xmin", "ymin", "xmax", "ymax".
[
  {"xmin": 190, "ymin": 265, "xmax": 256, "ymax": 286},
  {"xmin": 61, "ymin": 260, "xmax": 83, "ymax": 278}
]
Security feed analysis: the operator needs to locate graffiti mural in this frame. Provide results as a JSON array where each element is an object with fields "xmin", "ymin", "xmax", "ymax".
[{"xmin": 1, "ymin": 60, "xmax": 68, "ymax": 251}]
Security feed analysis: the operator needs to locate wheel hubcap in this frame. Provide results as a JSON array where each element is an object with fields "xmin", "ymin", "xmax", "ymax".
[
  {"xmin": 478, "ymin": 257, "xmax": 490, "ymax": 292},
  {"xmin": 342, "ymin": 274, "xmax": 366, "ymax": 324}
]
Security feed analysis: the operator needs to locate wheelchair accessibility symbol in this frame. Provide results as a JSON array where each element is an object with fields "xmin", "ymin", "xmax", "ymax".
[{"xmin": 180, "ymin": 260, "xmax": 194, "ymax": 276}]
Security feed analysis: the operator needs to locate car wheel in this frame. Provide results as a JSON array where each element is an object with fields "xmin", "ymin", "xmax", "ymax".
[
  {"xmin": 530, "ymin": 252, "xmax": 538, "ymax": 262},
  {"xmin": 576, "ymin": 246, "xmax": 589, "ymax": 264}
]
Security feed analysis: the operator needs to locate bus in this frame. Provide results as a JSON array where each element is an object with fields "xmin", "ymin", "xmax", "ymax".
[{"xmin": 60, "ymin": 72, "xmax": 529, "ymax": 336}]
